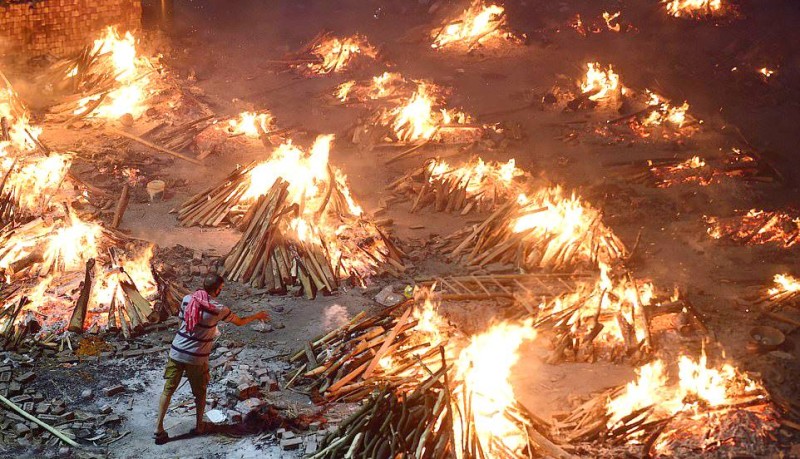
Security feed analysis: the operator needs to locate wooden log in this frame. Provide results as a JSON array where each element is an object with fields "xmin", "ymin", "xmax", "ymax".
[
  {"xmin": 111, "ymin": 184, "xmax": 130, "ymax": 229},
  {"xmin": 110, "ymin": 127, "xmax": 204, "ymax": 165},
  {"xmin": 68, "ymin": 258, "xmax": 95, "ymax": 333}
]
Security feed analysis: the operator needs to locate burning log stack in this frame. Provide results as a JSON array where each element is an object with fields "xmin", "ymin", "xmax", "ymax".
[
  {"xmin": 705, "ymin": 209, "xmax": 800, "ymax": 247},
  {"xmin": 555, "ymin": 353, "xmax": 777, "ymax": 457},
  {"xmin": 285, "ymin": 298, "xmax": 452, "ymax": 402},
  {"xmin": 184, "ymin": 136, "xmax": 405, "ymax": 296},
  {"xmin": 277, "ymin": 32, "xmax": 379, "ymax": 76},
  {"xmin": 385, "ymin": 157, "xmax": 529, "ymax": 215},
  {"xmin": 44, "ymin": 27, "xmax": 163, "ymax": 123},
  {"xmin": 609, "ymin": 148, "xmax": 777, "ymax": 188},
  {"xmin": 446, "ymin": 186, "xmax": 626, "ymax": 272},
  {"xmin": 429, "ymin": 0, "xmax": 522, "ymax": 52}
]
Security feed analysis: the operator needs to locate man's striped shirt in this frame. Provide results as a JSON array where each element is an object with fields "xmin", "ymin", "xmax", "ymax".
[{"xmin": 169, "ymin": 294, "xmax": 232, "ymax": 365}]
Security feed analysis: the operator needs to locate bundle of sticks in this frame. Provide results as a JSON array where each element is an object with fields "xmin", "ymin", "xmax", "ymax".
[
  {"xmin": 445, "ymin": 191, "xmax": 626, "ymax": 272},
  {"xmin": 754, "ymin": 274, "xmax": 800, "ymax": 310},
  {"xmin": 177, "ymin": 161, "xmax": 261, "ymax": 227},
  {"xmin": 386, "ymin": 158, "xmax": 527, "ymax": 215},
  {"xmin": 0, "ymin": 154, "xmax": 71, "ymax": 226},
  {"xmin": 705, "ymin": 209, "xmax": 800, "ymax": 247},
  {"xmin": 223, "ymin": 180, "xmax": 404, "ymax": 297},
  {"xmin": 313, "ymin": 348, "xmax": 573, "ymax": 459},
  {"xmin": 278, "ymin": 31, "xmax": 378, "ymax": 76},
  {"xmin": 136, "ymin": 115, "xmax": 215, "ymax": 154},
  {"xmin": 286, "ymin": 299, "xmax": 453, "ymax": 402}
]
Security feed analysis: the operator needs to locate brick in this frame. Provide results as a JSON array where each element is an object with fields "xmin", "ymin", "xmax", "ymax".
[
  {"xmin": 14, "ymin": 372, "xmax": 35, "ymax": 384},
  {"xmin": 280, "ymin": 436, "xmax": 303, "ymax": 450},
  {"xmin": 103, "ymin": 385, "xmax": 125, "ymax": 397}
]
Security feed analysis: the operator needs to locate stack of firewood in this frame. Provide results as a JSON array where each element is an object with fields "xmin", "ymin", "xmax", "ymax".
[
  {"xmin": 386, "ymin": 158, "xmax": 528, "ymax": 215},
  {"xmin": 222, "ymin": 180, "xmax": 404, "ymax": 297},
  {"xmin": 287, "ymin": 299, "xmax": 455, "ymax": 402},
  {"xmin": 177, "ymin": 162, "xmax": 259, "ymax": 227},
  {"xmin": 445, "ymin": 192, "xmax": 626, "ymax": 272},
  {"xmin": 313, "ymin": 347, "xmax": 572, "ymax": 459}
]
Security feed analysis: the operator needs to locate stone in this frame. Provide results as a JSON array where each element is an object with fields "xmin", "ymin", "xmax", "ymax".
[
  {"xmin": 58, "ymin": 446, "xmax": 71, "ymax": 458},
  {"xmin": 236, "ymin": 383, "xmax": 259, "ymax": 400},
  {"xmin": 15, "ymin": 422, "xmax": 31, "ymax": 435},
  {"xmin": 80, "ymin": 389, "xmax": 93, "ymax": 400},
  {"xmin": 205, "ymin": 409, "xmax": 226, "ymax": 424},
  {"xmin": 305, "ymin": 438, "xmax": 318, "ymax": 455},
  {"xmin": 119, "ymin": 113, "xmax": 134, "ymax": 127},
  {"xmin": 280, "ymin": 436, "xmax": 303, "ymax": 450},
  {"xmin": 99, "ymin": 405, "xmax": 113, "ymax": 415},
  {"xmin": 375, "ymin": 285, "xmax": 404, "ymax": 306},
  {"xmin": 0, "ymin": 372, "xmax": 10, "ymax": 383},
  {"xmin": 103, "ymin": 385, "xmax": 125, "ymax": 397},
  {"xmin": 276, "ymin": 428, "xmax": 286, "ymax": 438},
  {"xmin": 234, "ymin": 398, "xmax": 264, "ymax": 417},
  {"xmin": 14, "ymin": 372, "xmax": 35, "ymax": 384},
  {"xmin": 35, "ymin": 403, "xmax": 50, "ymax": 415},
  {"xmin": 8, "ymin": 381, "xmax": 22, "ymax": 396},
  {"xmin": 226, "ymin": 410, "xmax": 242, "ymax": 424}
]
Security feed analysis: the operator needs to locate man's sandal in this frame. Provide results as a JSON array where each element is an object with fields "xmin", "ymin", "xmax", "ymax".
[{"xmin": 153, "ymin": 430, "xmax": 169, "ymax": 445}]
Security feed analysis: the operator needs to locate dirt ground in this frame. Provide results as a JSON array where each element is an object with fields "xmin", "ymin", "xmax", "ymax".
[{"xmin": 3, "ymin": 0, "xmax": 800, "ymax": 457}]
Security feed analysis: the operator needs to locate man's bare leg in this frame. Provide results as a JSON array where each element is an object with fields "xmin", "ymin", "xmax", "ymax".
[
  {"xmin": 195, "ymin": 396, "xmax": 206, "ymax": 433},
  {"xmin": 155, "ymin": 393, "xmax": 172, "ymax": 434}
]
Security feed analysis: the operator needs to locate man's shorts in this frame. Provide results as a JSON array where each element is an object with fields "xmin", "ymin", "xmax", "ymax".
[{"xmin": 163, "ymin": 358, "xmax": 210, "ymax": 400}]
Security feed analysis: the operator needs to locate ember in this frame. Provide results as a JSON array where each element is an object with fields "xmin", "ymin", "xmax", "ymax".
[
  {"xmin": 430, "ymin": 1, "xmax": 517, "ymax": 51},
  {"xmin": 705, "ymin": 209, "xmax": 800, "ymax": 247}
]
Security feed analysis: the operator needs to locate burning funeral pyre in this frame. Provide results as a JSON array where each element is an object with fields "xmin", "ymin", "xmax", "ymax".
[
  {"xmin": 705, "ymin": 209, "xmax": 800, "ymax": 247},
  {"xmin": 333, "ymin": 72, "xmax": 421, "ymax": 106},
  {"xmin": 662, "ymin": 0, "xmax": 730, "ymax": 19},
  {"xmin": 375, "ymin": 82, "xmax": 480, "ymax": 145},
  {"xmin": 280, "ymin": 32, "xmax": 379, "ymax": 76},
  {"xmin": 44, "ymin": 26, "xmax": 162, "ymax": 122},
  {"xmin": 430, "ymin": 1, "xmax": 521, "ymax": 52},
  {"xmin": 292, "ymin": 291, "xmax": 574, "ymax": 459},
  {"xmin": 446, "ymin": 186, "xmax": 626, "ymax": 272},
  {"xmin": 612, "ymin": 148, "xmax": 776, "ymax": 188},
  {"xmin": 178, "ymin": 135, "xmax": 403, "ymax": 296},
  {"xmin": 558, "ymin": 350, "xmax": 777, "ymax": 457},
  {"xmin": 386, "ymin": 157, "xmax": 529, "ymax": 215}
]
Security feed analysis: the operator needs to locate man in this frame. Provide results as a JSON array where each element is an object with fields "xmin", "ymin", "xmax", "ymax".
[{"xmin": 154, "ymin": 273, "xmax": 269, "ymax": 444}]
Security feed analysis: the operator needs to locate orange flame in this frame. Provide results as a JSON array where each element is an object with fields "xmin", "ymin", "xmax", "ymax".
[
  {"xmin": 581, "ymin": 62, "xmax": 622, "ymax": 102},
  {"xmin": 305, "ymin": 35, "xmax": 377, "ymax": 75},
  {"xmin": 73, "ymin": 27, "xmax": 154, "ymax": 119},
  {"xmin": 664, "ymin": 0, "xmax": 723, "ymax": 18},
  {"xmin": 431, "ymin": 1, "xmax": 511, "ymax": 50}
]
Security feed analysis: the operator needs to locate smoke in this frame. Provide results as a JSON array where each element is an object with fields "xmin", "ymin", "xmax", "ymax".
[{"xmin": 322, "ymin": 303, "xmax": 349, "ymax": 330}]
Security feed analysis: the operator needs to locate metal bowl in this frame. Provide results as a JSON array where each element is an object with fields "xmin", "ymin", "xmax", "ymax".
[{"xmin": 749, "ymin": 326, "xmax": 785, "ymax": 351}]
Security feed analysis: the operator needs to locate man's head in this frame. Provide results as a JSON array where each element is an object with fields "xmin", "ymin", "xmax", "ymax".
[{"xmin": 203, "ymin": 273, "xmax": 225, "ymax": 297}]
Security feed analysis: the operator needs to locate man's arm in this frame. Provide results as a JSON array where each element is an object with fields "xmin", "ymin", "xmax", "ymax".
[{"xmin": 225, "ymin": 310, "xmax": 270, "ymax": 327}]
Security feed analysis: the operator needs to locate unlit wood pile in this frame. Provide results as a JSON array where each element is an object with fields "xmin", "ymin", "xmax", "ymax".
[
  {"xmin": 178, "ymin": 161, "xmax": 258, "ymax": 227},
  {"xmin": 445, "ymin": 197, "xmax": 626, "ymax": 272},
  {"xmin": 223, "ymin": 180, "xmax": 404, "ymax": 297},
  {"xmin": 705, "ymin": 210, "xmax": 800, "ymax": 248},
  {"xmin": 138, "ymin": 115, "xmax": 214, "ymax": 153},
  {"xmin": 286, "ymin": 300, "xmax": 450, "ymax": 401}
]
